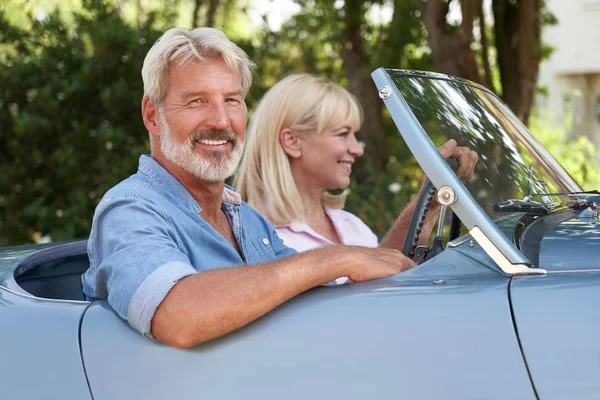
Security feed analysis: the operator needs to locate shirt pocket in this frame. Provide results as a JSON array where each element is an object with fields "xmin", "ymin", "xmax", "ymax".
[{"xmin": 246, "ymin": 236, "xmax": 277, "ymax": 263}]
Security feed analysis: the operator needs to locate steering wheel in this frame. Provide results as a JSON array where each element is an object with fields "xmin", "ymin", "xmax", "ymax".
[
  {"xmin": 401, "ymin": 178, "xmax": 462, "ymax": 261},
  {"xmin": 402, "ymin": 179, "xmax": 436, "ymax": 258}
]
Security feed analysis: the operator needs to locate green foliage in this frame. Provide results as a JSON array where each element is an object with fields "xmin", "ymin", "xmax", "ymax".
[
  {"xmin": 0, "ymin": 1, "xmax": 167, "ymax": 245},
  {"xmin": 0, "ymin": 0, "xmax": 595, "ymax": 247},
  {"xmin": 529, "ymin": 112, "xmax": 600, "ymax": 191}
]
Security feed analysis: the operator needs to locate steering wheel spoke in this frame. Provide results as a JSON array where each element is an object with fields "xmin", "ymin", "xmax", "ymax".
[{"xmin": 402, "ymin": 178, "xmax": 462, "ymax": 262}]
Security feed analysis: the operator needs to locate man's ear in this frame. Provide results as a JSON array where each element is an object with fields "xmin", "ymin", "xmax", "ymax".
[
  {"xmin": 142, "ymin": 96, "xmax": 160, "ymax": 138},
  {"xmin": 279, "ymin": 128, "xmax": 302, "ymax": 158}
]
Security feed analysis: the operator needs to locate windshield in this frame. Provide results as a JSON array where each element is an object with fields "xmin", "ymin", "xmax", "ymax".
[{"xmin": 388, "ymin": 70, "xmax": 582, "ymax": 218}]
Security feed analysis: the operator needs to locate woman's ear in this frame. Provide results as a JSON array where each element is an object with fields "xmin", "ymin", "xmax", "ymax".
[{"xmin": 280, "ymin": 128, "xmax": 302, "ymax": 158}]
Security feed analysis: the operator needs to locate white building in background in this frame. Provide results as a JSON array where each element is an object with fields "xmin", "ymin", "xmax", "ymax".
[{"xmin": 537, "ymin": 0, "xmax": 600, "ymax": 146}]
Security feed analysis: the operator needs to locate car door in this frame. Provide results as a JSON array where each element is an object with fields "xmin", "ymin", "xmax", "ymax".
[
  {"xmin": 79, "ymin": 252, "xmax": 536, "ymax": 400},
  {"xmin": 510, "ymin": 273, "xmax": 600, "ymax": 399}
]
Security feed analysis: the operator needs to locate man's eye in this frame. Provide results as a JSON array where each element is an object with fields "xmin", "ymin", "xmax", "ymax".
[
  {"xmin": 190, "ymin": 99, "xmax": 205, "ymax": 104},
  {"xmin": 226, "ymin": 98, "xmax": 240, "ymax": 104}
]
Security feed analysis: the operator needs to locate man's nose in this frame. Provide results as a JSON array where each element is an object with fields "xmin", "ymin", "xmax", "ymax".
[{"xmin": 204, "ymin": 102, "xmax": 231, "ymax": 130}]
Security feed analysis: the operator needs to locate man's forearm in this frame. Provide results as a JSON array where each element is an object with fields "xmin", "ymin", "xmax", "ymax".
[{"xmin": 151, "ymin": 250, "xmax": 345, "ymax": 348}]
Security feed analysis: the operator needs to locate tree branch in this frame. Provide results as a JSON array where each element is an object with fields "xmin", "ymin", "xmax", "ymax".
[{"xmin": 479, "ymin": 4, "xmax": 496, "ymax": 93}]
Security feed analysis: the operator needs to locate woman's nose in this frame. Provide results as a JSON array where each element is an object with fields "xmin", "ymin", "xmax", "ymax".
[{"xmin": 349, "ymin": 135, "xmax": 364, "ymax": 157}]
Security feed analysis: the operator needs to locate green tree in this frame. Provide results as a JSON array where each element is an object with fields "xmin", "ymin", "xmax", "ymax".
[
  {"xmin": 529, "ymin": 112, "xmax": 600, "ymax": 191},
  {"xmin": 419, "ymin": 0, "xmax": 556, "ymax": 126},
  {"xmin": 0, "ymin": 0, "xmax": 593, "ymax": 246},
  {"xmin": 0, "ymin": 0, "xmax": 167, "ymax": 245}
]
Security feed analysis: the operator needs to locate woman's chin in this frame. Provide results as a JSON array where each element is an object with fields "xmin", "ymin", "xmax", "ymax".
[{"xmin": 326, "ymin": 180, "xmax": 350, "ymax": 191}]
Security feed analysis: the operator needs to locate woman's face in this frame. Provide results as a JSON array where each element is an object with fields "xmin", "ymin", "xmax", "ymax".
[{"xmin": 294, "ymin": 124, "xmax": 364, "ymax": 191}]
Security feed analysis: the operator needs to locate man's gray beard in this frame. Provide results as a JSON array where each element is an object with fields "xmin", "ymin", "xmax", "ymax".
[{"xmin": 158, "ymin": 110, "xmax": 245, "ymax": 182}]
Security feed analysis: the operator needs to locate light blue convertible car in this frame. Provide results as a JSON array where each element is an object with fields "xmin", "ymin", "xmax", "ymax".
[{"xmin": 1, "ymin": 70, "xmax": 599, "ymax": 399}]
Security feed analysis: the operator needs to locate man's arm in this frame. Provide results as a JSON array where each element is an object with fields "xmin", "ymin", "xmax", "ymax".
[
  {"xmin": 152, "ymin": 246, "xmax": 413, "ymax": 348},
  {"xmin": 379, "ymin": 139, "xmax": 478, "ymax": 252}
]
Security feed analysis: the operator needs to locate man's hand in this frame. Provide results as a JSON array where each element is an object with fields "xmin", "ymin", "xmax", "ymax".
[
  {"xmin": 437, "ymin": 139, "xmax": 478, "ymax": 181},
  {"xmin": 341, "ymin": 247, "xmax": 415, "ymax": 282}
]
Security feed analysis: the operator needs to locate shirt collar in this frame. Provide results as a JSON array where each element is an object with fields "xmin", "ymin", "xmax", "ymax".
[
  {"xmin": 223, "ymin": 185, "xmax": 241, "ymax": 205},
  {"xmin": 277, "ymin": 207, "xmax": 348, "ymax": 234},
  {"xmin": 137, "ymin": 155, "xmax": 241, "ymax": 213}
]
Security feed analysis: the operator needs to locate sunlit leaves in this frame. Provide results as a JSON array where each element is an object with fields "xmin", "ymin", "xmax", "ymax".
[{"xmin": 0, "ymin": 2, "xmax": 161, "ymax": 245}]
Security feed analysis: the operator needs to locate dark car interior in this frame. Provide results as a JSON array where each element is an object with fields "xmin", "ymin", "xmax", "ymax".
[{"xmin": 14, "ymin": 241, "xmax": 90, "ymax": 301}]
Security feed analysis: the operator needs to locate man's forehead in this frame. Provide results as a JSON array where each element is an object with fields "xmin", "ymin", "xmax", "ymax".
[
  {"xmin": 169, "ymin": 58, "xmax": 240, "ymax": 78},
  {"xmin": 179, "ymin": 88, "xmax": 244, "ymax": 99},
  {"xmin": 167, "ymin": 59, "xmax": 243, "ymax": 94}
]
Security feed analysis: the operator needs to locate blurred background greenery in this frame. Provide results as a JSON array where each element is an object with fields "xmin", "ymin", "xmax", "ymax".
[{"xmin": 1, "ymin": 0, "xmax": 598, "ymax": 246}]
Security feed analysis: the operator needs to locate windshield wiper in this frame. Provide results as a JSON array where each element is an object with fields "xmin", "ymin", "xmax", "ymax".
[
  {"xmin": 493, "ymin": 199, "xmax": 549, "ymax": 215},
  {"xmin": 525, "ymin": 191, "xmax": 599, "ymax": 210},
  {"xmin": 525, "ymin": 190, "xmax": 600, "ymax": 198}
]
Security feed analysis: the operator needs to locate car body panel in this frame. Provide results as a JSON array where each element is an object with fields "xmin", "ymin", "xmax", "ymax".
[
  {"xmin": 0, "ymin": 288, "xmax": 91, "ymax": 399},
  {"xmin": 511, "ymin": 273, "xmax": 600, "ymax": 399},
  {"xmin": 539, "ymin": 217, "xmax": 600, "ymax": 271},
  {"xmin": 81, "ymin": 250, "xmax": 535, "ymax": 400}
]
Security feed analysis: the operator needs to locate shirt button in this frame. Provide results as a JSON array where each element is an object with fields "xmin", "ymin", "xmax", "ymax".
[{"xmin": 262, "ymin": 238, "xmax": 270, "ymax": 246}]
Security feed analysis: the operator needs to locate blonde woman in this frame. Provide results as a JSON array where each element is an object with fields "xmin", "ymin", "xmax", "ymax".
[{"xmin": 235, "ymin": 74, "xmax": 477, "ymax": 254}]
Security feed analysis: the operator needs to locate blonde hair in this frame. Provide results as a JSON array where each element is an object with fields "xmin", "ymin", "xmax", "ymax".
[
  {"xmin": 234, "ymin": 74, "xmax": 363, "ymax": 225},
  {"xmin": 142, "ymin": 27, "xmax": 255, "ymax": 106}
]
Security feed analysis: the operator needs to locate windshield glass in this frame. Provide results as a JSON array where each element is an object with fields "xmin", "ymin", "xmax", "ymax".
[{"xmin": 388, "ymin": 71, "xmax": 582, "ymax": 217}]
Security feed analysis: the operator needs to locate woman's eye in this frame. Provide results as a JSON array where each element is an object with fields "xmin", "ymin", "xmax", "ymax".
[{"xmin": 337, "ymin": 131, "xmax": 350, "ymax": 137}]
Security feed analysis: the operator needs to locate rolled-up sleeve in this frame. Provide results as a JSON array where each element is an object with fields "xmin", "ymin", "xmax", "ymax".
[{"xmin": 85, "ymin": 197, "xmax": 197, "ymax": 337}]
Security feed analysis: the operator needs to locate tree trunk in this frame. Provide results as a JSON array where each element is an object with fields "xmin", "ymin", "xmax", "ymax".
[
  {"xmin": 206, "ymin": 0, "xmax": 219, "ymax": 27},
  {"xmin": 479, "ymin": 5, "xmax": 496, "ymax": 94},
  {"xmin": 342, "ymin": 0, "xmax": 386, "ymax": 173},
  {"xmin": 192, "ymin": 0, "xmax": 203, "ymax": 27},
  {"xmin": 419, "ymin": 0, "xmax": 483, "ymax": 83},
  {"xmin": 493, "ymin": 0, "xmax": 542, "ymax": 126}
]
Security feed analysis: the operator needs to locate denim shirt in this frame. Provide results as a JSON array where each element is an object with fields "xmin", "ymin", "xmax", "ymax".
[{"xmin": 82, "ymin": 155, "xmax": 297, "ymax": 337}]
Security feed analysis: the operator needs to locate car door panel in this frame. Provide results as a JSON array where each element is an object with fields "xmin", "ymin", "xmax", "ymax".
[
  {"xmin": 511, "ymin": 273, "xmax": 600, "ymax": 399},
  {"xmin": 0, "ymin": 288, "xmax": 92, "ymax": 399},
  {"xmin": 81, "ymin": 269, "xmax": 535, "ymax": 400}
]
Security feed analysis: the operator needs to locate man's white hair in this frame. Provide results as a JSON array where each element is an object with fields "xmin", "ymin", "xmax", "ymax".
[{"xmin": 142, "ymin": 27, "xmax": 255, "ymax": 106}]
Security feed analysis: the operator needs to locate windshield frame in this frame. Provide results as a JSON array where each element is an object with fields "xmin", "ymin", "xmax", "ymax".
[{"xmin": 371, "ymin": 68, "xmax": 551, "ymax": 275}]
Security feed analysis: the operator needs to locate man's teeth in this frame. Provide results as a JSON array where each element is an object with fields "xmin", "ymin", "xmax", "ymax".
[
  {"xmin": 338, "ymin": 161, "xmax": 352, "ymax": 165},
  {"xmin": 199, "ymin": 139, "xmax": 228, "ymax": 145}
]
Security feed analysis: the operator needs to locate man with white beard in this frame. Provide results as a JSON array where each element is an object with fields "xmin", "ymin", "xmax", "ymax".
[{"xmin": 82, "ymin": 27, "xmax": 416, "ymax": 349}]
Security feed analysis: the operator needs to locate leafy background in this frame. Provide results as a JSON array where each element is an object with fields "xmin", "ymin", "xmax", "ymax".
[{"xmin": 0, "ymin": 0, "xmax": 597, "ymax": 246}]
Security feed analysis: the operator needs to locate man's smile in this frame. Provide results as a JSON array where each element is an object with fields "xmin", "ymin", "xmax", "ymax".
[{"xmin": 193, "ymin": 139, "xmax": 233, "ymax": 153}]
